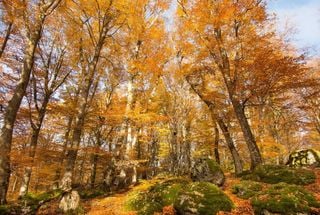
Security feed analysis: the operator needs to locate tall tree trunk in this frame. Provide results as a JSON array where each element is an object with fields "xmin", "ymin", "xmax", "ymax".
[
  {"xmin": 0, "ymin": 22, "xmax": 13, "ymax": 59},
  {"xmin": 125, "ymin": 76, "xmax": 135, "ymax": 158},
  {"xmin": 213, "ymin": 27, "xmax": 263, "ymax": 170},
  {"xmin": 213, "ymin": 122, "xmax": 220, "ymax": 164},
  {"xmin": 90, "ymin": 128, "xmax": 102, "ymax": 189},
  {"xmin": 19, "ymin": 96, "xmax": 50, "ymax": 197},
  {"xmin": 231, "ymin": 98, "xmax": 262, "ymax": 169},
  {"xmin": 215, "ymin": 114, "xmax": 243, "ymax": 175},
  {"xmin": 0, "ymin": 33, "xmax": 41, "ymax": 205},
  {"xmin": 53, "ymin": 116, "xmax": 73, "ymax": 188},
  {"xmin": 60, "ymin": 25, "xmax": 107, "ymax": 189}
]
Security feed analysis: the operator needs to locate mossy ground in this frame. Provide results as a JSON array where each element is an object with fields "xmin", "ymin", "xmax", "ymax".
[
  {"xmin": 242, "ymin": 165, "xmax": 316, "ymax": 185},
  {"xmin": 252, "ymin": 183, "xmax": 320, "ymax": 214},
  {"xmin": 232, "ymin": 180, "xmax": 263, "ymax": 199}
]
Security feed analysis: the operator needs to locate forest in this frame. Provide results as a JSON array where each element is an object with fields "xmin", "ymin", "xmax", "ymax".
[{"xmin": 0, "ymin": 0, "xmax": 320, "ymax": 214}]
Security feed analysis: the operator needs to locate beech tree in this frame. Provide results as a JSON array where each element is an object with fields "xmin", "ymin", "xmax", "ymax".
[{"xmin": 0, "ymin": 0, "xmax": 62, "ymax": 204}]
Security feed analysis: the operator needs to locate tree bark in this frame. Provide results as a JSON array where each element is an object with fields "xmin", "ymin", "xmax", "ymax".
[
  {"xmin": 213, "ymin": 122, "xmax": 220, "ymax": 164},
  {"xmin": 0, "ymin": 22, "xmax": 13, "ymax": 59},
  {"xmin": 0, "ymin": 33, "xmax": 41, "ymax": 205},
  {"xmin": 19, "ymin": 95, "xmax": 50, "ymax": 197},
  {"xmin": 214, "ymin": 113, "xmax": 243, "ymax": 175},
  {"xmin": 230, "ymin": 98, "xmax": 262, "ymax": 169}
]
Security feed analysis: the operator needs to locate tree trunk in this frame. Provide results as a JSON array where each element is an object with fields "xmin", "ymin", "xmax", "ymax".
[
  {"xmin": 0, "ymin": 35, "xmax": 40, "ymax": 205},
  {"xmin": 215, "ymin": 115, "xmax": 243, "ymax": 175},
  {"xmin": 231, "ymin": 98, "xmax": 262, "ymax": 169},
  {"xmin": 19, "ymin": 95, "xmax": 50, "ymax": 197},
  {"xmin": 53, "ymin": 116, "xmax": 73, "ymax": 189},
  {"xmin": 90, "ymin": 153, "xmax": 99, "ymax": 189},
  {"xmin": 213, "ymin": 123, "xmax": 220, "ymax": 164},
  {"xmin": 60, "ymin": 28, "xmax": 107, "ymax": 188},
  {"xmin": 0, "ymin": 22, "xmax": 13, "ymax": 59}
]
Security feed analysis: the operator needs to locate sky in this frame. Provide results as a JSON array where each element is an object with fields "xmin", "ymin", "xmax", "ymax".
[{"xmin": 267, "ymin": 0, "xmax": 320, "ymax": 55}]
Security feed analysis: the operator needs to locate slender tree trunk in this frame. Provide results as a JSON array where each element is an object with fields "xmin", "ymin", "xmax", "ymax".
[
  {"xmin": 213, "ymin": 122, "xmax": 220, "ymax": 164},
  {"xmin": 125, "ymin": 76, "xmax": 135, "ymax": 158},
  {"xmin": 90, "ymin": 153, "xmax": 99, "ymax": 189},
  {"xmin": 0, "ymin": 22, "xmax": 13, "ymax": 59},
  {"xmin": 53, "ymin": 116, "xmax": 73, "ymax": 188},
  {"xmin": 19, "ymin": 96, "xmax": 49, "ymax": 197},
  {"xmin": 215, "ymin": 115, "xmax": 243, "ymax": 175},
  {"xmin": 19, "ymin": 128, "xmax": 41, "ymax": 197},
  {"xmin": 90, "ymin": 128, "xmax": 101, "ymax": 189},
  {"xmin": 60, "ymin": 25, "xmax": 107, "ymax": 189},
  {"xmin": 0, "ymin": 34, "xmax": 41, "ymax": 204}
]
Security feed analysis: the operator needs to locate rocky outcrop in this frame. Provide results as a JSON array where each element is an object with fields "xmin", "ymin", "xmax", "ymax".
[
  {"xmin": 286, "ymin": 149, "xmax": 320, "ymax": 167},
  {"xmin": 190, "ymin": 158, "xmax": 225, "ymax": 186},
  {"xmin": 59, "ymin": 190, "xmax": 80, "ymax": 212}
]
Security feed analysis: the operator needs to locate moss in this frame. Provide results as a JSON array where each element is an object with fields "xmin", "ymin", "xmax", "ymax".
[
  {"xmin": 243, "ymin": 165, "xmax": 316, "ymax": 185},
  {"xmin": 206, "ymin": 159, "xmax": 221, "ymax": 173},
  {"xmin": 125, "ymin": 178, "xmax": 189, "ymax": 215},
  {"xmin": 232, "ymin": 180, "xmax": 263, "ymax": 199},
  {"xmin": 174, "ymin": 182, "xmax": 233, "ymax": 215},
  {"xmin": 78, "ymin": 189, "xmax": 105, "ymax": 199},
  {"xmin": 252, "ymin": 183, "xmax": 320, "ymax": 214},
  {"xmin": 126, "ymin": 178, "xmax": 233, "ymax": 215}
]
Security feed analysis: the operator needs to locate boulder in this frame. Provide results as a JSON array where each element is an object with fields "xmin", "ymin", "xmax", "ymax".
[
  {"xmin": 190, "ymin": 158, "xmax": 225, "ymax": 186},
  {"xmin": 125, "ymin": 178, "xmax": 233, "ymax": 215},
  {"xmin": 286, "ymin": 149, "xmax": 320, "ymax": 167},
  {"xmin": 174, "ymin": 182, "xmax": 233, "ymax": 215},
  {"xmin": 59, "ymin": 190, "xmax": 80, "ymax": 212}
]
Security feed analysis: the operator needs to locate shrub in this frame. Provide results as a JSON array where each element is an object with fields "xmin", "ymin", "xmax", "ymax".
[
  {"xmin": 243, "ymin": 165, "xmax": 316, "ymax": 185},
  {"xmin": 252, "ymin": 183, "xmax": 320, "ymax": 214},
  {"xmin": 232, "ymin": 180, "xmax": 263, "ymax": 199}
]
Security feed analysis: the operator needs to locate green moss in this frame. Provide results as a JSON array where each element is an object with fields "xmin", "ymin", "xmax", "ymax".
[
  {"xmin": 252, "ymin": 183, "xmax": 320, "ymax": 214},
  {"xmin": 137, "ymin": 202, "xmax": 163, "ymax": 215},
  {"xmin": 125, "ymin": 178, "xmax": 189, "ymax": 215},
  {"xmin": 126, "ymin": 178, "xmax": 233, "ymax": 215},
  {"xmin": 78, "ymin": 189, "xmax": 105, "ymax": 199},
  {"xmin": 206, "ymin": 159, "xmax": 221, "ymax": 173},
  {"xmin": 174, "ymin": 182, "xmax": 233, "ymax": 215},
  {"xmin": 232, "ymin": 180, "xmax": 263, "ymax": 199},
  {"xmin": 0, "ymin": 205, "xmax": 10, "ymax": 215},
  {"xmin": 243, "ymin": 165, "xmax": 316, "ymax": 185}
]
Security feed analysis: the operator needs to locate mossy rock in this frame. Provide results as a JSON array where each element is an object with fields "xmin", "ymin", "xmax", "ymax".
[
  {"xmin": 0, "ymin": 205, "xmax": 22, "ymax": 215},
  {"xmin": 232, "ymin": 180, "xmax": 263, "ymax": 199},
  {"xmin": 125, "ymin": 178, "xmax": 233, "ymax": 215},
  {"xmin": 252, "ymin": 183, "xmax": 320, "ymax": 215},
  {"xmin": 18, "ymin": 189, "xmax": 63, "ymax": 214},
  {"xmin": 191, "ymin": 158, "xmax": 225, "ymax": 186},
  {"xmin": 125, "ymin": 178, "xmax": 189, "ymax": 215},
  {"xmin": 286, "ymin": 149, "xmax": 320, "ymax": 168},
  {"xmin": 243, "ymin": 165, "xmax": 316, "ymax": 185},
  {"xmin": 174, "ymin": 182, "xmax": 233, "ymax": 215}
]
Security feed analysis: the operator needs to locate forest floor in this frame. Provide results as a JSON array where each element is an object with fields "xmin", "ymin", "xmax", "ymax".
[{"xmin": 82, "ymin": 168, "xmax": 320, "ymax": 215}]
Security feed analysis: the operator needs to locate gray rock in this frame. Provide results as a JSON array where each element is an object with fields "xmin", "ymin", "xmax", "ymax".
[
  {"xmin": 286, "ymin": 149, "xmax": 320, "ymax": 167},
  {"xmin": 59, "ymin": 190, "xmax": 80, "ymax": 212},
  {"xmin": 190, "ymin": 158, "xmax": 225, "ymax": 186}
]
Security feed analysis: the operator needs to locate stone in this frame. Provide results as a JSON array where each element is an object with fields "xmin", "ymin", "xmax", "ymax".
[
  {"xmin": 286, "ymin": 149, "xmax": 320, "ymax": 167},
  {"xmin": 190, "ymin": 158, "xmax": 225, "ymax": 186},
  {"xmin": 59, "ymin": 190, "xmax": 80, "ymax": 212}
]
